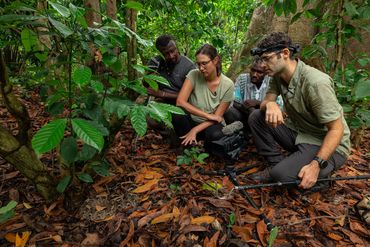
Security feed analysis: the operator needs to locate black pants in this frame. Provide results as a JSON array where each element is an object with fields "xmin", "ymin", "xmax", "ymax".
[
  {"xmin": 248, "ymin": 110, "xmax": 347, "ymax": 182},
  {"xmin": 224, "ymin": 105, "xmax": 256, "ymax": 133},
  {"xmin": 172, "ymin": 113, "xmax": 224, "ymax": 144}
]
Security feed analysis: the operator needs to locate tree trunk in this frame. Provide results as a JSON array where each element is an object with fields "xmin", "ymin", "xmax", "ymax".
[
  {"xmin": 226, "ymin": 6, "xmax": 274, "ymax": 81},
  {"xmin": 107, "ymin": 0, "xmax": 117, "ymax": 20},
  {"xmin": 37, "ymin": 1, "xmax": 52, "ymax": 50},
  {"xmin": 0, "ymin": 50, "xmax": 57, "ymax": 202},
  {"xmin": 226, "ymin": 0, "xmax": 317, "ymax": 81},
  {"xmin": 84, "ymin": 0, "xmax": 102, "ymax": 27},
  {"xmin": 126, "ymin": 3, "xmax": 138, "ymax": 82}
]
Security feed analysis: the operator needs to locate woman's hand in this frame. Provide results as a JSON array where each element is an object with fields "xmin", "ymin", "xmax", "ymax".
[
  {"xmin": 206, "ymin": 113, "xmax": 223, "ymax": 123},
  {"xmin": 180, "ymin": 128, "xmax": 199, "ymax": 146}
]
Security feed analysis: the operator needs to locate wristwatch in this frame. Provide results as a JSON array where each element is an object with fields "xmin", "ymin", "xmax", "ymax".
[{"xmin": 313, "ymin": 156, "xmax": 328, "ymax": 169}]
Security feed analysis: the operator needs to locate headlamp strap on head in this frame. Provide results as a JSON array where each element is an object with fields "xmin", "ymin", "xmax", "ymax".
[{"xmin": 250, "ymin": 43, "xmax": 300, "ymax": 56}]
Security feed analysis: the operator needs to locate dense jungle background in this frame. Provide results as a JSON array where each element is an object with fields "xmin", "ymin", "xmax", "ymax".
[{"xmin": 0, "ymin": 0, "xmax": 369, "ymax": 246}]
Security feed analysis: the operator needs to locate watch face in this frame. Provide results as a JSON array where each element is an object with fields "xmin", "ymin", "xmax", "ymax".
[{"xmin": 320, "ymin": 160, "xmax": 328, "ymax": 169}]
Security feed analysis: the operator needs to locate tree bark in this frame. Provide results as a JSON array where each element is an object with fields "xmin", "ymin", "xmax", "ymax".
[
  {"xmin": 226, "ymin": 6, "xmax": 274, "ymax": 81},
  {"xmin": 0, "ymin": 50, "xmax": 57, "ymax": 202},
  {"xmin": 226, "ymin": 1, "xmax": 317, "ymax": 81},
  {"xmin": 126, "ymin": 3, "xmax": 138, "ymax": 82},
  {"xmin": 84, "ymin": 0, "xmax": 102, "ymax": 27}
]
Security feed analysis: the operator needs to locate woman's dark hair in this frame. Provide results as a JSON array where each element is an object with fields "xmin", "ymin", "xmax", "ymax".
[{"xmin": 195, "ymin": 44, "xmax": 222, "ymax": 76}]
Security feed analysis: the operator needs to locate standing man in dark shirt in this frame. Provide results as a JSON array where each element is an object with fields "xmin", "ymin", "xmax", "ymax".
[{"xmin": 147, "ymin": 35, "xmax": 196, "ymax": 105}]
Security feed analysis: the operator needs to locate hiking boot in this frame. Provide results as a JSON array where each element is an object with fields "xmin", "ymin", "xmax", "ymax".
[{"xmin": 250, "ymin": 167, "xmax": 273, "ymax": 182}]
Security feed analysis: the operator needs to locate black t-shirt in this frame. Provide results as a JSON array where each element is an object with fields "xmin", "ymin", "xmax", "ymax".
[{"xmin": 148, "ymin": 55, "xmax": 196, "ymax": 93}]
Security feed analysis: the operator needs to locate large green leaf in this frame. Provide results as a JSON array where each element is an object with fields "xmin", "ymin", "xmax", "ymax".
[
  {"xmin": 344, "ymin": 1, "xmax": 359, "ymax": 17},
  {"xmin": 32, "ymin": 119, "xmax": 67, "ymax": 154},
  {"xmin": 150, "ymin": 102, "xmax": 185, "ymax": 115},
  {"xmin": 144, "ymin": 74, "xmax": 170, "ymax": 86},
  {"xmin": 73, "ymin": 66, "xmax": 92, "ymax": 86},
  {"xmin": 0, "ymin": 15, "xmax": 41, "ymax": 24},
  {"xmin": 268, "ymin": 226, "xmax": 279, "ymax": 247},
  {"xmin": 130, "ymin": 105, "xmax": 147, "ymax": 137},
  {"xmin": 57, "ymin": 175, "xmax": 71, "ymax": 193},
  {"xmin": 0, "ymin": 210, "xmax": 15, "ymax": 224},
  {"xmin": 60, "ymin": 137, "xmax": 78, "ymax": 164},
  {"xmin": 0, "ymin": 200, "xmax": 17, "ymax": 214},
  {"xmin": 48, "ymin": 17, "xmax": 73, "ymax": 37},
  {"xmin": 49, "ymin": 2, "xmax": 70, "ymax": 17},
  {"xmin": 353, "ymin": 79, "xmax": 370, "ymax": 100},
  {"xmin": 76, "ymin": 144, "xmax": 97, "ymax": 161},
  {"xmin": 21, "ymin": 28, "xmax": 38, "ymax": 52},
  {"xmin": 71, "ymin": 119, "xmax": 104, "ymax": 151}
]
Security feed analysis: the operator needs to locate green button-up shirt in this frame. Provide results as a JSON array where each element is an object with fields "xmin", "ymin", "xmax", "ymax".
[{"xmin": 267, "ymin": 60, "xmax": 351, "ymax": 157}]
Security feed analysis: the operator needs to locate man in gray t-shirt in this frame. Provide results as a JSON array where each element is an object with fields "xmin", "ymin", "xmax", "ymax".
[{"xmin": 147, "ymin": 35, "xmax": 196, "ymax": 105}]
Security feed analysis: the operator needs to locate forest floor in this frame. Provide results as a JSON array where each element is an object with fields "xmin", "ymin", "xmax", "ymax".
[{"xmin": 0, "ymin": 88, "xmax": 369, "ymax": 247}]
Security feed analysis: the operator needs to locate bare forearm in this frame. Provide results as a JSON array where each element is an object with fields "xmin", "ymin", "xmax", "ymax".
[
  {"xmin": 193, "ymin": 121, "xmax": 215, "ymax": 133},
  {"xmin": 316, "ymin": 127, "xmax": 343, "ymax": 160},
  {"xmin": 177, "ymin": 101, "xmax": 209, "ymax": 119},
  {"xmin": 162, "ymin": 91, "xmax": 178, "ymax": 99}
]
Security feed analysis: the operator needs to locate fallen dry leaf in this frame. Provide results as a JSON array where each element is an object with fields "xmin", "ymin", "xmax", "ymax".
[
  {"xmin": 191, "ymin": 216, "xmax": 215, "ymax": 225},
  {"xmin": 256, "ymin": 220, "xmax": 267, "ymax": 246},
  {"xmin": 327, "ymin": 232, "xmax": 343, "ymax": 241},
  {"xmin": 151, "ymin": 213, "xmax": 174, "ymax": 224},
  {"xmin": 349, "ymin": 219, "xmax": 370, "ymax": 238},
  {"xmin": 15, "ymin": 231, "xmax": 31, "ymax": 247},
  {"xmin": 232, "ymin": 225, "xmax": 253, "ymax": 241},
  {"xmin": 5, "ymin": 233, "xmax": 16, "ymax": 243},
  {"xmin": 81, "ymin": 233, "xmax": 100, "ymax": 246},
  {"xmin": 119, "ymin": 221, "xmax": 134, "ymax": 247},
  {"xmin": 95, "ymin": 205, "xmax": 106, "ymax": 211},
  {"xmin": 132, "ymin": 179, "xmax": 158, "ymax": 193}
]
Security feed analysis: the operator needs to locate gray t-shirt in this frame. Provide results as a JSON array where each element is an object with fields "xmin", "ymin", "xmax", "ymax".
[{"xmin": 148, "ymin": 55, "xmax": 196, "ymax": 93}]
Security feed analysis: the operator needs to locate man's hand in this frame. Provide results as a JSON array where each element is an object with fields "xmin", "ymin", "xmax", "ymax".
[
  {"xmin": 206, "ymin": 113, "xmax": 223, "ymax": 123},
  {"xmin": 147, "ymin": 88, "xmax": 164, "ymax": 98},
  {"xmin": 244, "ymin": 99, "xmax": 260, "ymax": 108},
  {"xmin": 298, "ymin": 161, "xmax": 320, "ymax": 189},
  {"xmin": 180, "ymin": 128, "xmax": 199, "ymax": 146},
  {"xmin": 265, "ymin": 101, "xmax": 284, "ymax": 128}
]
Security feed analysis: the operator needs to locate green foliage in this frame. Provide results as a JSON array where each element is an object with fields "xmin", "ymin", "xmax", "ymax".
[
  {"xmin": 0, "ymin": 200, "xmax": 17, "ymax": 224},
  {"xmin": 31, "ymin": 119, "xmax": 67, "ymax": 155},
  {"xmin": 71, "ymin": 119, "xmax": 104, "ymax": 152},
  {"xmin": 227, "ymin": 212, "xmax": 236, "ymax": 228},
  {"xmin": 170, "ymin": 183, "xmax": 181, "ymax": 193},
  {"xmin": 57, "ymin": 175, "xmax": 72, "ymax": 193},
  {"xmin": 0, "ymin": 1, "xmax": 186, "ymax": 196},
  {"xmin": 176, "ymin": 147, "xmax": 209, "ymax": 166},
  {"xmin": 268, "ymin": 226, "xmax": 279, "ymax": 247},
  {"xmin": 201, "ymin": 182, "xmax": 223, "ymax": 192},
  {"xmin": 137, "ymin": 0, "xmax": 256, "ymax": 67}
]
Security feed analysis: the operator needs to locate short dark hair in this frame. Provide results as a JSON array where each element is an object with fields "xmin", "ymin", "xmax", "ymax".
[
  {"xmin": 155, "ymin": 35, "xmax": 175, "ymax": 50},
  {"xmin": 195, "ymin": 44, "xmax": 222, "ymax": 76},
  {"xmin": 257, "ymin": 32, "xmax": 297, "ymax": 59}
]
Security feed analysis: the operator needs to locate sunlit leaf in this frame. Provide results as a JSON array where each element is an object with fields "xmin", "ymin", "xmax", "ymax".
[
  {"xmin": 21, "ymin": 28, "xmax": 38, "ymax": 52},
  {"xmin": 125, "ymin": 1, "xmax": 144, "ymax": 11},
  {"xmin": 49, "ymin": 2, "xmax": 70, "ymax": 17},
  {"xmin": 151, "ymin": 213, "xmax": 174, "ymax": 224}
]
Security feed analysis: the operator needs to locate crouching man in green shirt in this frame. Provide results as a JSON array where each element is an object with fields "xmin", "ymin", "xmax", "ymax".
[{"xmin": 248, "ymin": 32, "xmax": 351, "ymax": 191}]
